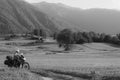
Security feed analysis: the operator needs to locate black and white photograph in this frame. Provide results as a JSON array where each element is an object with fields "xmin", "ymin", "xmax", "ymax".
[{"xmin": 0, "ymin": 0, "xmax": 120, "ymax": 80}]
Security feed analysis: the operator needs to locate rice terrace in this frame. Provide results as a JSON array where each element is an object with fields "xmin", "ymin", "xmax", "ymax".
[{"xmin": 1, "ymin": 0, "xmax": 120, "ymax": 80}]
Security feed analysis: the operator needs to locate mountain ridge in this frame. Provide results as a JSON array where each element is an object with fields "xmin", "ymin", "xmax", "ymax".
[
  {"xmin": 33, "ymin": 2, "xmax": 120, "ymax": 34},
  {"xmin": 0, "ymin": 0, "xmax": 58, "ymax": 35}
]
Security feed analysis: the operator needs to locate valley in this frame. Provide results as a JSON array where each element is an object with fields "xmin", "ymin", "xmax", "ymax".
[{"xmin": 0, "ymin": 38, "xmax": 120, "ymax": 80}]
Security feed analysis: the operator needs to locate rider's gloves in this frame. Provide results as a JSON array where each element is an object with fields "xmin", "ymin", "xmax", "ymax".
[{"xmin": 23, "ymin": 58, "xmax": 26, "ymax": 60}]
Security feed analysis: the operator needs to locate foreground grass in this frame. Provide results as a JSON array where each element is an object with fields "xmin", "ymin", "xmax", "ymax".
[
  {"xmin": 0, "ymin": 68, "xmax": 43, "ymax": 80},
  {"xmin": 31, "ymin": 69, "xmax": 89, "ymax": 80},
  {"xmin": 31, "ymin": 66, "xmax": 120, "ymax": 80}
]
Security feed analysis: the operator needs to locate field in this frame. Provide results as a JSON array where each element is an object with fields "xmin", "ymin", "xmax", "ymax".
[
  {"xmin": 0, "ymin": 68, "xmax": 43, "ymax": 80},
  {"xmin": 1, "ymin": 38, "xmax": 120, "ymax": 80}
]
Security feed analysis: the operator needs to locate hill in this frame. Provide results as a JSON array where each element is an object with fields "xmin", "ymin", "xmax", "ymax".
[
  {"xmin": 33, "ymin": 2, "xmax": 120, "ymax": 34},
  {"xmin": 0, "ymin": 0, "xmax": 58, "ymax": 35}
]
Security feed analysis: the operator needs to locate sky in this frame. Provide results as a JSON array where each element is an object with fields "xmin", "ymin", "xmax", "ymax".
[{"xmin": 25, "ymin": 0, "xmax": 120, "ymax": 10}]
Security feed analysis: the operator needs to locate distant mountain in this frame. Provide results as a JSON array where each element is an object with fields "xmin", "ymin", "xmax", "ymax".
[
  {"xmin": 33, "ymin": 2, "xmax": 120, "ymax": 34},
  {"xmin": 0, "ymin": 0, "xmax": 58, "ymax": 35}
]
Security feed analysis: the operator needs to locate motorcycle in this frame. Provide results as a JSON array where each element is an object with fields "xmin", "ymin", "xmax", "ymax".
[{"xmin": 4, "ymin": 55, "xmax": 30, "ymax": 70}]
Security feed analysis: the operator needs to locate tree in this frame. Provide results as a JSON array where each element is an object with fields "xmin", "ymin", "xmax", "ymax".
[
  {"xmin": 74, "ymin": 32, "xmax": 87, "ymax": 44},
  {"xmin": 111, "ymin": 36, "xmax": 120, "ymax": 44},
  {"xmin": 33, "ymin": 29, "xmax": 38, "ymax": 36},
  {"xmin": 53, "ymin": 32, "xmax": 58, "ymax": 40},
  {"xmin": 56, "ymin": 29, "xmax": 74, "ymax": 51},
  {"xmin": 82, "ymin": 32, "xmax": 93, "ymax": 43},
  {"xmin": 33, "ymin": 29, "xmax": 46, "ymax": 38},
  {"xmin": 116, "ymin": 33, "xmax": 120, "ymax": 40},
  {"xmin": 99, "ymin": 33, "xmax": 106, "ymax": 42},
  {"xmin": 103, "ymin": 34, "xmax": 112, "ymax": 43},
  {"xmin": 89, "ymin": 31, "xmax": 100, "ymax": 42},
  {"xmin": 39, "ymin": 29, "xmax": 46, "ymax": 38}
]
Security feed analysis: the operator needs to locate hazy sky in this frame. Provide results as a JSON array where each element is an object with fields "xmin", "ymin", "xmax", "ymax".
[{"xmin": 25, "ymin": 0, "xmax": 120, "ymax": 10}]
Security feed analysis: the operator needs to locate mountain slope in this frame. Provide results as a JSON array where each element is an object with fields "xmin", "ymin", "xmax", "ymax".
[
  {"xmin": 0, "ymin": 0, "xmax": 58, "ymax": 35},
  {"xmin": 33, "ymin": 2, "xmax": 84, "ymax": 31},
  {"xmin": 34, "ymin": 2, "xmax": 120, "ymax": 34}
]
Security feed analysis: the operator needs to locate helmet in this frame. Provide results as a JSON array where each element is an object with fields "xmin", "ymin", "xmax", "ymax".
[{"xmin": 16, "ymin": 49, "xmax": 20, "ymax": 53}]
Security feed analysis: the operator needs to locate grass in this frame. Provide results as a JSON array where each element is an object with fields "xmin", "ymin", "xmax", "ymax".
[
  {"xmin": 1, "ymin": 38, "xmax": 120, "ymax": 80},
  {"xmin": 31, "ymin": 69, "xmax": 86, "ymax": 80},
  {"xmin": 0, "ymin": 68, "xmax": 43, "ymax": 80},
  {"xmin": 1, "ymin": 67, "xmax": 120, "ymax": 80},
  {"xmin": 31, "ymin": 67, "xmax": 120, "ymax": 80}
]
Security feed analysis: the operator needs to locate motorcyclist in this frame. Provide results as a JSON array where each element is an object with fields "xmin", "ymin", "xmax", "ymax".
[
  {"xmin": 4, "ymin": 49, "xmax": 29, "ymax": 69},
  {"xmin": 20, "ymin": 53, "xmax": 26, "ymax": 61},
  {"xmin": 19, "ymin": 53, "xmax": 26, "ymax": 67},
  {"xmin": 13, "ymin": 49, "xmax": 20, "ymax": 67},
  {"xmin": 14, "ymin": 50, "xmax": 26, "ymax": 60},
  {"xmin": 14, "ymin": 49, "xmax": 19, "ymax": 55},
  {"xmin": 13, "ymin": 49, "xmax": 26, "ymax": 67}
]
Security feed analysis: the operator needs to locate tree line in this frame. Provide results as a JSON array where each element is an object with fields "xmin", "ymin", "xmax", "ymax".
[{"xmin": 54, "ymin": 29, "xmax": 120, "ymax": 51}]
